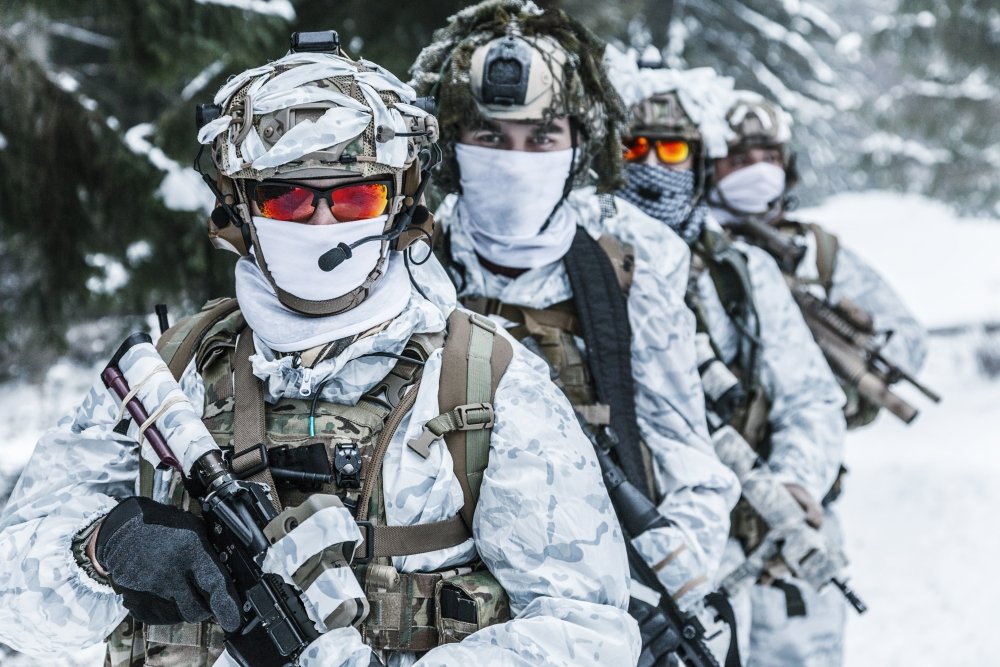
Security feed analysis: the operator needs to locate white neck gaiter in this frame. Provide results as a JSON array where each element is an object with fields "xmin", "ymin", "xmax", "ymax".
[
  {"xmin": 236, "ymin": 252, "xmax": 411, "ymax": 352},
  {"xmin": 455, "ymin": 144, "xmax": 577, "ymax": 269},
  {"xmin": 709, "ymin": 162, "xmax": 786, "ymax": 224},
  {"xmin": 251, "ymin": 214, "xmax": 388, "ymax": 301}
]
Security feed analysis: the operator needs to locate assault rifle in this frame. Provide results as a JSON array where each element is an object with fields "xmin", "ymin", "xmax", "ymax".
[
  {"xmin": 730, "ymin": 217, "xmax": 940, "ymax": 423},
  {"xmin": 587, "ymin": 427, "xmax": 723, "ymax": 667},
  {"xmin": 790, "ymin": 287, "xmax": 940, "ymax": 424},
  {"xmin": 727, "ymin": 217, "xmax": 805, "ymax": 274},
  {"xmin": 102, "ymin": 333, "xmax": 323, "ymax": 667},
  {"xmin": 696, "ymin": 334, "xmax": 865, "ymax": 614},
  {"xmin": 710, "ymin": 423, "xmax": 866, "ymax": 615}
]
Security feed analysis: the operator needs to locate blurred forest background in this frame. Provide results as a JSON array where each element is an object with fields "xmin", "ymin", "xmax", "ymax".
[{"xmin": 1, "ymin": 0, "xmax": 997, "ymax": 379}]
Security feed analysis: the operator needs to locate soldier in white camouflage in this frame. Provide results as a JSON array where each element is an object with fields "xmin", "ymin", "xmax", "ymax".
[
  {"xmin": 0, "ymin": 35, "xmax": 640, "ymax": 667},
  {"xmin": 607, "ymin": 49, "xmax": 850, "ymax": 666},
  {"xmin": 412, "ymin": 3, "xmax": 741, "ymax": 664},
  {"xmin": 708, "ymin": 91, "xmax": 928, "ymax": 429}
]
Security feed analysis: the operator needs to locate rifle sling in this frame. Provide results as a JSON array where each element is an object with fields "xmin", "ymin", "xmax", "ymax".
[
  {"xmin": 562, "ymin": 227, "xmax": 650, "ymax": 498},
  {"xmin": 232, "ymin": 330, "xmax": 282, "ymax": 514}
]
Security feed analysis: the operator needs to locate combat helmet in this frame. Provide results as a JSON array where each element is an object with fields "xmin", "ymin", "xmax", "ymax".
[
  {"xmin": 725, "ymin": 92, "xmax": 798, "ymax": 186},
  {"xmin": 194, "ymin": 31, "xmax": 440, "ymax": 317},
  {"xmin": 410, "ymin": 0, "xmax": 627, "ymax": 194}
]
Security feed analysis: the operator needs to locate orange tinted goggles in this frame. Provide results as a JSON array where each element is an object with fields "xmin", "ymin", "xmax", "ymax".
[
  {"xmin": 251, "ymin": 180, "xmax": 391, "ymax": 223},
  {"xmin": 623, "ymin": 137, "xmax": 692, "ymax": 165}
]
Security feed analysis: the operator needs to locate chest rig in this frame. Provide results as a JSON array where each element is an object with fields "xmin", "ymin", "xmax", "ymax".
[
  {"xmin": 107, "ymin": 299, "xmax": 514, "ymax": 667},
  {"xmin": 460, "ymin": 230, "xmax": 658, "ymax": 500},
  {"xmin": 686, "ymin": 229, "xmax": 778, "ymax": 554}
]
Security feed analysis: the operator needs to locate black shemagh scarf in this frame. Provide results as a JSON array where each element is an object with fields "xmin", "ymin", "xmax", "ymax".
[{"xmin": 617, "ymin": 163, "xmax": 708, "ymax": 244}]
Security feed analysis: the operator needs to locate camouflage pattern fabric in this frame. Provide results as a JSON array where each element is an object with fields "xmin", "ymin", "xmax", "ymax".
[
  {"xmin": 437, "ymin": 187, "xmax": 740, "ymax": 610},
  {"xmin": 0, "ymin": 250, "xmax": 639, "ymax": 665},
  {"xmin": 693, "ymin": 219, "xmax": 847, "ymax": 503},
  {"xmin": 694, "ymin": 216, "xmax": 848, "ymax": 667},
  {"xmin": 720, "ymin": 509, "xmax": 847, "ymax": 667}
]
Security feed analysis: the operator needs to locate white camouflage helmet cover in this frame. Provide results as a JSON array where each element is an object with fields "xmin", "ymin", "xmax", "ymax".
[
  {"xmin": 604, "ymin": 45, "xmax": 736, "ymax": 159},
  {"xmin": 196, "ymin": 51, "xmax": 439, "ymax": 317},
  {"xmin": 198, "ymin": 51, "xmax": 437, "ymax": 183}
]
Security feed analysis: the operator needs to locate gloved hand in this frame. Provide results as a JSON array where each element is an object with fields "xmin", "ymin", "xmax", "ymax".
[
  {"xmin": 260, "ymin": 495, "xmax": 367, "ymax": 633},
  {"xmin": 94, "ymin": 496, "xmax": 241, "ymax": 631}
]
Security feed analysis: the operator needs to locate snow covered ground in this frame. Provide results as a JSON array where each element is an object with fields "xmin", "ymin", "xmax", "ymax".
[
  {"xmin": 798, "ymin": 192, "xmax": 1000, "ymax": 666},
  {"xmin": 0, "ymin": 190, "xmax": 996, "ymax": 664}
]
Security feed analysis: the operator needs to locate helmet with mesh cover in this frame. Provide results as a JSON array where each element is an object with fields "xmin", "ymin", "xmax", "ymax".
[
  {"xmin": 196, "ymin": 49, "xmax": 439, "ymax": 317},
  {"xmin": 410, "ymin": 0, "xmax": 627, "ymax": 194}
]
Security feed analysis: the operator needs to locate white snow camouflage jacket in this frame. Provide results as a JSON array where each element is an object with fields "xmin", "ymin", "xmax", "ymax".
[
  {"xmin": 436, "ymin": 188, "xmax": 741, "ymax": 608},
  {"xmin": 0, "ymin": 254, "xmax": 641, "ymax": 666},
  {"xmin": 789, "ymin": 222, "xmax": 928, "ymax": 377},
  {"xmin": 693, "ymin": 218, "xmax": 847, "ymax": 502}
]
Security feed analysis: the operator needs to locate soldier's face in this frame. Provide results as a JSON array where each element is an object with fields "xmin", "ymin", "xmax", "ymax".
[
  {"xmin": 714, "ymin": 147, "xmax": 784, "ymax": 181},
  {"xmin": 458, "ymin": 117, "xmax": 573, "ymax": 152}
]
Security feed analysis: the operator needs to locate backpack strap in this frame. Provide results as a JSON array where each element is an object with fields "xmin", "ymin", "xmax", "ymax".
[
  {"xmin": 409, "ymin": 310, "xmax": 513, "ymax": 531},
  {"xmin": 563, "ymin": 227, "xmax": 650, "ymax": 498},
  {"xmin": 806, "ymin": 223, "xmax": 840, "ymax": 295},
  {"xmin": 156, "ymin": 297, "xmax": 240, "ymax": 381},
  {"xmin": 230, "ymin": 330, "xmax": 283, "ymax": 514}
]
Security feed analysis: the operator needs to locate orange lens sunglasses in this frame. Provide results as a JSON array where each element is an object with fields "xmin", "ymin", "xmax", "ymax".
[{"xmin": 623, "ymin": 137, "xmax": 692, "ymax": 165}]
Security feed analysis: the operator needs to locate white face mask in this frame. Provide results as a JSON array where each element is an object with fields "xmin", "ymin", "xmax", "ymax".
[
  {"xmin": 251, "ymin": 214, "xmax": 388, "ymax": 301},
  {"xmin": 455, "ymin": 144, "xmax": 577, "ymax": 269},
  {"xmin": 711, "ymin": 162, "xmax": 787, "ymax": 222}
]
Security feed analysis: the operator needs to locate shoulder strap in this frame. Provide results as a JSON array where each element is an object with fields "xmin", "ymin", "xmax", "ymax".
[
  {"xmin": 410, "ymin": 310, "xmax": 513, "ymax": 531},
  {"xmin": 156, "ymin": 297, "xmax": 241, "ymax": 380},
  {"xmin": 807, "ymin": 223, "xmax": 840, "ymax": 294},
  {"xmin": 230, "ymin": 330, "xmax": 282, "ymax": 513},
  {"xmin": 596, "ymin": 233, "xmax": 636, "ymax": 296},
  {"xmin": 563, "ymin": 227, "xmax": 651, "ymax": 497},
  {"xmin": 695, "ymin": 229, "xmax": 763, "ymax": 387}
]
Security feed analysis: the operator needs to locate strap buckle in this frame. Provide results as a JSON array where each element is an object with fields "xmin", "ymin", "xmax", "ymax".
[
  {"xmin": 406, "ymin": 403, "xmax": 496, "ymax": 459},
  {"xmin": 230, "ymin": 442, "xmax": 269, "ymax": 479},
  {"xmin": 455, "ymin": 403, "xmax": 495, "ymax": 430},
  {"xmin": 354, "ymin": 520, "xmax": 375, "ymax": 564}
]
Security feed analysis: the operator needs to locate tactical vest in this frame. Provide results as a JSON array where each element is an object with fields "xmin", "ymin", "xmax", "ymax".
[
  {"xmin": 106, "ymin": 299, "xmax": 514, "ymax": 667},
  {"xmin": 687, "ymin": 228, "xmax": 771, "ymax": 450},
  {"xmin": 457, "ymin": 232, "xmax": 660, "ymax": 499},
  {"xmin": 686, "ymin": 228, "xmax": 779, "ymax": 553}
]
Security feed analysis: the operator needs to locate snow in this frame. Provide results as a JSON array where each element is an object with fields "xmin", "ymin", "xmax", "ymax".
[
  {"xmin": 194, "ymin": 0, "xmax": 295, "ymax": 21},
  {"xmin": 180, "ymin": 59, "xmax": 227, "ymax": 101},
  {"xmin": 798, "ymin": 191, "xmax": 1000, "ymax": 328},
  {"xmin": 0, "ymin": 190, "xmax": 996, "ymax": 664},
  {"xmin": 84, "ymin": 253, "xmax": 129, "ymax": 294},
  {"xmin": 797, "ymin": 190, "xmax": 1000, "ymax": 663},
  {"xmin": 0, "ymin": 132, "xmax": 7, "ymax": 151},
  {"xmin": 861, "ymin": 131, "xmax": 952, "ymax": 166},
  {"xmin": 124, "ymin": 124, "xmax": 216, "ymax": 213}
]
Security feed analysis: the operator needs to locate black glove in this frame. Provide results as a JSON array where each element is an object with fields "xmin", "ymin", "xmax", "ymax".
[
  {"xmin": 630, "ymin": 597, "xmax": 682, "ymax": 667},
  {"xmin": 95, "ymin": 496, "xmax": 242, "ymax": 631}
]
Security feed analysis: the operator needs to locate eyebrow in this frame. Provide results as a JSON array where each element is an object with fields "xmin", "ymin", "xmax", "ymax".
[{"xmin": 475, "ymin": 120, "xmax": 503, "ymax": 133}]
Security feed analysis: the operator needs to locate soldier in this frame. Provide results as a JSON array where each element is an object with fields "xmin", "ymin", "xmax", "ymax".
[
  {"xmin": 708, "ymin": 92, "xmax": 929, "ymax": 429},
  {"xmin": 0, "ymin": 37, "xmax": 641, "ymax": 666},
  {"xmin": 412, "ymin": 3, "xmax": 741, "ymax": 663},
  {"xmin": 607, "ymin": 49, "xmax": 850, "ymax": 666}
]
